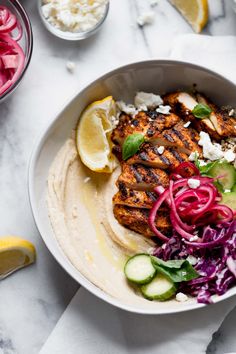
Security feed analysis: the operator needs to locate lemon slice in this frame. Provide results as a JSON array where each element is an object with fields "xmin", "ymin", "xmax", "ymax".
[
  {"xmin": 0, "ymin": 237, "xmax": 36, "ymax": 279},
  {"xmin": 76, "ymin": 96, "xmax": 117, "ymax": 173},
  {"xmin": 170, "ymin": 0, "xmax": 208, "ymax": 33}
]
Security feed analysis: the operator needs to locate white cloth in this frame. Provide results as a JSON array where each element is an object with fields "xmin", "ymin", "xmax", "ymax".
[
  {"xmin": 40, "ymin": 35, "xmax": 236, "ymax": 354},
  {"xmin": 170, "ymin": 34, "xmax": 236, "ymax": 82}
]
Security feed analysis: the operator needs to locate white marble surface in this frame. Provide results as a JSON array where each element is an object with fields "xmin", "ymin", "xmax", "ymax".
[{"xmin": 1, "ymin": 0, "xmax": 236, "ymax": 353}]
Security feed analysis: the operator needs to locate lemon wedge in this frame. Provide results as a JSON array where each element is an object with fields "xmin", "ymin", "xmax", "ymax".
[
  {"xmin": 0, "ymin": 237, "xmax": 36, "ymax": 279},
  {"xmin": 170, "ymin": 0, "xmax": 208, "ymax": 33},
  {"xmin": 76, "ymin": 96, "xmax": 117, "ymax": 173}
]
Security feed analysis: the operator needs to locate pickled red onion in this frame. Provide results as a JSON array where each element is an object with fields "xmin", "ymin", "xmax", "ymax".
[
  {"xmin": 0, "ymin": 6, "xmax": 25, "ymax": 97},
  {"xmin": 148, "ymin": 162, "xmax": 235, "ymax": 244}
]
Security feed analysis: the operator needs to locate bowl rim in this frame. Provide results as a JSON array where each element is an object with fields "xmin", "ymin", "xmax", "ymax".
[
  {"xmin": 0, "ymin": 0, "xmax": 33, "ymax": 100},
  {"xmin": 37, "ymin": 0, "xmax": 110, "ymax": 41},
  {"xmin": 28, "ymin": 59, "xmax": 236, "ymax": 315}
]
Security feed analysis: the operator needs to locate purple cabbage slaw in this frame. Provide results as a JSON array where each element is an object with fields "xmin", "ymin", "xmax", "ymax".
[{"xmin": 153, "ymin": 220, "xmax": 236, "ymax": 304}]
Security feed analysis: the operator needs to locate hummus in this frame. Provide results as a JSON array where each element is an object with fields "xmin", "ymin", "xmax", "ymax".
[{"xmin": 47, "ymin": 137, "xmax": 196, "ymax": 308}]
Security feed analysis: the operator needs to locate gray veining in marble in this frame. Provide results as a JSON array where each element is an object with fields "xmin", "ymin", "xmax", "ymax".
[{"xmin": 1, "ymin": 0, "xmax": 236, "ymax": 353}]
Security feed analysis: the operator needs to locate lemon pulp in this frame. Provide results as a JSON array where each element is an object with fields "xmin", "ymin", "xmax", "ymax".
[
  {"xmin": 0, "ymin": 237, "xmax": 36, "ymax": 278},
  {"xmin": 76, "ymin": 96, "xmax": 117, "ymax": 173},
  {"xmin": 171, "ymin": 0, "xmax": 208, "ymax": 33}
]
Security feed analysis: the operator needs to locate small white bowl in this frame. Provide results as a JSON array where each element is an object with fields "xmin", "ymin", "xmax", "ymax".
[
  {"xmin": 38, "ymin": 0, "xmax": 109, "ymax": 41},
  {"xmin": 29, "ymin": 60, "xmax": 236, "ymax": 314}
]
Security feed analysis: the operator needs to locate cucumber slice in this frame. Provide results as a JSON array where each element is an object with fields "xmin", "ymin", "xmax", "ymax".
[
  {"xmin": 232, "ymin": 185, "xmax": 236, "ymax": 192},
  {"xmin": 124, "ymin": 254, "xmax": 156, "ymax": 285},
  {"xmin": 209, "ymin": 162, "xmax": 236, "ymax": 190},
  {"xmin": 220, "ymin": 192, "xmax": 236, "ymax": 210},
  {"xmin": 141, "ymin": 274, "xmax": 177, "ymax": 301}
]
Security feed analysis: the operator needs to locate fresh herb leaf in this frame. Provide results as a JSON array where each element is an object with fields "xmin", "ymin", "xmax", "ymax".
[
  {"xmin": 151, "ymin": 257, "xmax": 199, "ymax": 283},
  {"xmin": 195, "ymin": 159, "xmax": 224, "ymax": 192},
  {"xmin": 195, "ymin": 157, "xmax": 201, "ymax": 170},
  {"xmin": 192, "ymin": 104, "xmax": 212, "ymax": 119},
  {"xmin": 195, "ymin": 160, "xmax": 225, "ymax": 193},
  {"xmin": 151, "ymin": 257, "xmax": 186, "ymax": 269},
  {"xmin": 122, "ymin": 133, "xmax": 145, "ymax": 160},
  {"xmin": 196, "ymin": 160, "xmax": 218, "ymax": 176}
]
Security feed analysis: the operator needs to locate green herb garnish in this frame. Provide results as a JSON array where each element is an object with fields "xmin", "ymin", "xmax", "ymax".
[
  {"xmin": 195, "ymin": 160, "xmax": 217, "ymax": 176},
  {"xmin": 192, "ymin": 104, "xmax": 212, "ymax": 119},
  {"xmin": 151, "ymin": 258, "xmax": 186, "ymax": 269},
  {"xmin": 151, "ymin": 257, "xmax": 199, "ymax": 283},
  {"xmin": 122, "ymin": 133, "xmax": 145, "ymax": 160}
]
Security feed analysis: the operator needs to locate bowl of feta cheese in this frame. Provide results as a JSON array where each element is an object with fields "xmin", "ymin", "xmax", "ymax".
[{"xmin": 39, "ymin": 0, "xmax": 109, "ymax": 40}]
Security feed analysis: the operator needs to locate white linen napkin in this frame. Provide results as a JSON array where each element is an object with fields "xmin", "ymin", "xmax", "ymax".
[
  {"xmin": 40, "ymin": 289, "xmax": 235, "ymax": 354},
  {"xmin": 170, "ymin": 34, "xmax": 236, "ymax": 82},
  {"xmin": 40, "ymin": 35, "xmax": 236, "ymax": 354}
]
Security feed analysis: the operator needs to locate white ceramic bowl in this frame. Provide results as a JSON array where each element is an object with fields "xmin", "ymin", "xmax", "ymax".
[{"xmin": 29, "ymin": 60, "xmax": 236, "ymax": 314}]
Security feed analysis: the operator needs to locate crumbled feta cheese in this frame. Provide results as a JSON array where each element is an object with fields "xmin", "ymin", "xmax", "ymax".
[
  {"xmin": 187, "ymin": 178, "xmax": 200, "ymax": 189},
  {"xmin": 84, "ymin": 177, "xmax": 91, "ymax": 183},
  {"xmin": 176, "ymin": 292, "xmax": 188, "ymax": 302},
  {"xmin": 41, "ymin": 3, "xmax": 52, "ymax": 18},
  {"xmin": 134, "ymin": 92, "xmax": 163, "ymax": 109},
  {"xmin": 198, "ymin": 131, "xmax": 210, "ymax": 146},
  {"xmin": 183, "ymin": 121, "xmax": 191, "ymax": 128},
  {"xmin": 224, "ymin": 189, "xmax": 231, "ymax": 193},
  {"xmin": 150, "ymin": 0, "xmax": 158, "ymax": 6},
  {"xmin": 41, "ymin": 0, "xmax": 108, "ymax": 33},
  {"xmin": 116, "ymin": 101, "xmax": 137, "ymax": 116},
  {"xmin": 186, "ymin": 255, "xmax": 198, "ymax": 266},
  {"xmin": 229, "ymin": 109, "xmax": 235, "ymax": 116},
  {"xmin": 66, "ymin": 61, "xmax": 75, "ymax": 73},
  {"xmin": 224, "ymin": 149, "xmax": 236, "ymax": 163},
  {"xmin": 198, "ymin": 131, "xmax": 224, "ymax": 161},
  {"xmin": 138, "ymin": 103, "xmax": 148, "ymax": 112},
  {"xmin": 156, "ymin": 105, "xmax": 171, "ymax": 115},
  {"xmin": 157, "ymin": 146, "xmax": 165, "ymax": 154},
  {"xmin": 137, "ymin": 11, "xmax": 155, "ymax": 26},
  {"xmin": 190, "ymin": 235, "xmax": 199, "ymax": 242},
  {"xmin": 198, "ymin": 159, "xmax": 207, "ymax": 166},
  {"xmin": 188, "ymin": 151, "xmax": 199, "ymax": 161}
]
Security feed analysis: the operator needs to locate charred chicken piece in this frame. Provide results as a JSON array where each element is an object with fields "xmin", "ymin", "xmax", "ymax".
[
  {"xmin": 117, "ymin": 163, "xmax": 169, "ymax": 191},
  {"xmin": 113, "ymin": 187, "xmax": 157, "ymax": 209},
  {"xmin": 127, "ymin": 143, "xmax": 189, "ymax": 170},
  {"xmin": 113, "ymin": 204, "xmax": 171, "ymax": 238},
  {"xmin": 111, "ymin": 111, "xmax": 180, "ymax": 146},
  {"xmin": 164, "ymin": 91, "xmax": 220, "ymax": 140},
  {"xmin": 196, "ymin": 93, "xmax": 236, "ymax": 138},
  {"xmin": 149, "ymin": 121, "xmax": 202, "ymax": 156}
]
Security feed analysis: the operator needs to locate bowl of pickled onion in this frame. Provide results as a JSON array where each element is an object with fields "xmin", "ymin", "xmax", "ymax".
[{"xmin": 0, "ymin": 0, "xmax": 33, "ymax": 102}]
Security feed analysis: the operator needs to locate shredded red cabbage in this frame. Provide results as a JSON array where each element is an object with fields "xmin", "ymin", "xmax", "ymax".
[
  {"xmin": 153, "ymin": 221, "xmax": 236, "ymax": 304},
  {"xmin": 149, "ymin": 162, "xmax": 236, "ymax": 304},
  {"xmin": 0, "ymin": 6, "xmax": 25, "ymax": 97}
]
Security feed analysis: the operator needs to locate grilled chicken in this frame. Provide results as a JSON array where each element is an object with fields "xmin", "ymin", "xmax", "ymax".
[
  {"xmin": 196, "ymin": 94, "xmax": 236, "ymax": 138},
  {"xmin": 112, "ymin": 91, "xmax": 235, "ymax": 240},
  {"xmin": 149, "ymin": 122, "xmax": 202, "ymax": 156},
  {"xmin": 111, "ymin": 111, "xmax": 180, "ymax": 146},
  {"xmin": 113, "ymin": 205, "xmax": 171, "ymax": 238},
  {"xmin": 164, "ymin": 91, "xmax": 220, "ymax": 140},
  {"xmin": 210, "ymin": 109, "xmax": 236, "ymax": 137},
  {"xmin": 127, "ymin": 143, "xmax": 189, "ymax": 170},
  {"xmin": 117, "ymin": 163, "xmax": 169, "ymax": 190},
  {"xmin": 164, "ymin": 92, "xmax": 197, "ymax": 117},
  {"xmin": 113, "ymin": 187, "xmax": 157, "ymax": 209}
]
